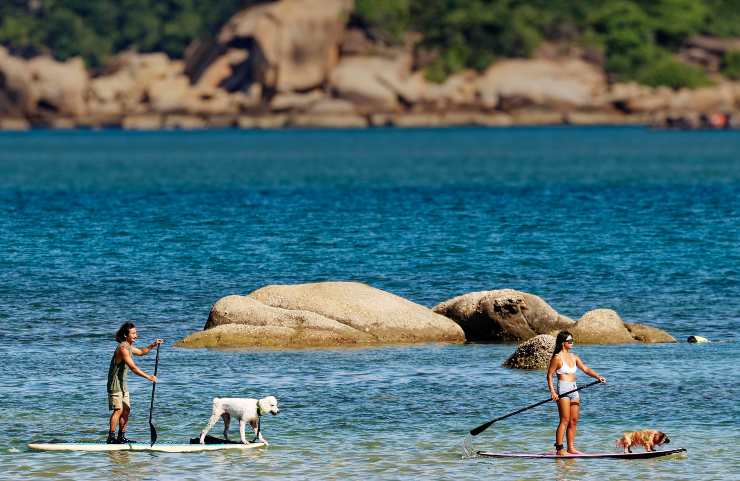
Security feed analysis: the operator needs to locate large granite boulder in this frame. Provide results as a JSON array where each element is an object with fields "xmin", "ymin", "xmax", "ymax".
[
  {"xmin": 329, "ymin": 55, "xmax": 407, "ymax": 111},
  {"xmin": 27, "ymin": 56, "xmax": 89, "ymax": 118},
  {"xmin": 193, "ymin": 49, "xmax": 249, "ymax": 90},
  {"xmin": 624, "ymin": 322, "xmax": 677, "ymax": 343},
  {"xmin": 0, "ymin": 47, "xmax": 34, "ymax": 116},
  {"xmin": 569, "ymin": 309, "xmax": 636, "ymax": 344},
  {"xmin": 477, "ymin": 58, "xmax": 607, "ymax": 110},
  {"xmin": 394, "ymin": 70, "xmax": 479, "ymax": 110},
  {"xmin": 176, "ymin": 294, "xmax": 375, "ymax": 348},
  {"xmin": 668, "ymin": 84, "xmax": 736, "ymax": 112},
  {"xmin": 176, "ymin": 281, "xmax": 465, "ymax": 348},
  {"xmin": 89, "ymin": 52, "xmax": 186, "ymax": 117},
  {"xmin": 608, "ymin": 83, "xmax": 672, "ymax": 113},
  {"xmin": 435, "ymin": 289, "xmax": 675, "ymax": 344},
  {"xmin": 212, "ymin": 0, "xmax": 353, "ymax": 93},
  {"xmin": 0, "ymin": 48, "xmax": 89, "ymax": 119},
  {"xmin": 502, "ymin": 334, "xmax": 556, "ymax": 370},
  {"xmin": 432, "ymin": 289, "xmax": 574, "ymax": 342}
]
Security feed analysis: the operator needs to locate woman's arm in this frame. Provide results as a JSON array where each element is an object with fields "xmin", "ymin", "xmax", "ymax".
[
  {"xmin": 575, "ymin": 356, "xmax": 606, "ymax": 383},
  {"xmin": 547, "ymin": 357, "xmax": 560, "ymax": 400}
]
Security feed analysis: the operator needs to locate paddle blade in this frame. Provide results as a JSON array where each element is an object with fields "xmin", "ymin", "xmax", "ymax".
[
  {"xmin": 470, "ymin": 420, "xmax": 494, "ymax": 436},
  {"xmin": 150, "ymin": 422, "xmax": 157, "ymax": 446}
]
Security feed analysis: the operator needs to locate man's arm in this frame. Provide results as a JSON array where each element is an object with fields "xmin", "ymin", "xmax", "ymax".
[
  {"xmin": 131, "ymin": 339, "xmax": 164, "ymax": 356},
  {"xmin": 121, "ymin": 345, "xmax": 156, "ymax": 382}
]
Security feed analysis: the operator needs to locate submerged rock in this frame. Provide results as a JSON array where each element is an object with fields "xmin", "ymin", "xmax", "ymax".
[
  {"xmin": 687, "ymin": 335, "xmax": 710, "ymax": 343},
  {"xmin": 502, "ymin": 334, "xmax": 556, "ymax": 370},
  {"xmin": 176, "ymin": 281, "xmax": 465, "ymax": 348}
]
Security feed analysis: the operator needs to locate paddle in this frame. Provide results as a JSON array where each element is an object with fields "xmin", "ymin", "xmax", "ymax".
[
  {"xmin": 148, "ymin": 343, "xmax": 160, "ymax": 446},
  {"xmin": 469, "ymin": 379, "xmax": 602, "ymax": 436}
]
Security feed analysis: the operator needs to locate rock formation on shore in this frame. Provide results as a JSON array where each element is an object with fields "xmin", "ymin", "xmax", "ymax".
[
  {"xmin": 2, "ymin": 0, "xmax": 740, "ymax": 130},
  {"xmin": 175, "ymin": 281, "xmax": 465, "ymax": 348}
]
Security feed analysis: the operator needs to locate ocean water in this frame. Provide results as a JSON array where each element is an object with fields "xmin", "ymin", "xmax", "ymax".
[{"xmin": 0, "ymin": 127, "xmax": 738, "ymax": 480}]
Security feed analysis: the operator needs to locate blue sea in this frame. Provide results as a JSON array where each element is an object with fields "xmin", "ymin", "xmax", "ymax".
[{"xmin": 0, "ymin": 127, "xmax": 738, "ymax": 480}]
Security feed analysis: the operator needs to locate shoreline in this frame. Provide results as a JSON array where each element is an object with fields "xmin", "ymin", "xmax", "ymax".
[
  {"xmin": 3, "ymin": 110, "xmax": 737, "ymax": 131},
  {"xmin": 2, "ymin": 114, "xmax": 734, "ymax": 131}
]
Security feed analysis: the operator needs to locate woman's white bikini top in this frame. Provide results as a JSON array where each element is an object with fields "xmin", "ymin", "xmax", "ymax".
[{"xmin": 556, "ymin": 354, "xmax": 577, "ymax": 375}]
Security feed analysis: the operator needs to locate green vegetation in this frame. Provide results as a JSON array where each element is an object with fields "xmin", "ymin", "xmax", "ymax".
[
  {"xmin": 722, "ymin": 50, "xmax": 740, "ymax": 79},
  {"xmin": 1, "ymin": 0, "xmax": 738, "ymax": 87},
  {"xmin": 637, "ymin": 55, "xmax": 713, "ymax": 88},
  {"xmin": 359, "ymin": 0, "xmax": 725, "ymax": 87},
  {"xmin": 354, "ymin": 0, "xmax": 411, "ymax": 44},
  {"xmin": 0, "ymin": 0, "xmax": 252, "ymax": 68}
]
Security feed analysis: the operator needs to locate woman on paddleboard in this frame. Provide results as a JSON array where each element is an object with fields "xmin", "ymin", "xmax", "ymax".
[{"xmin": 547, "ymin": 330, "xmax": 605, "ymax": 455}]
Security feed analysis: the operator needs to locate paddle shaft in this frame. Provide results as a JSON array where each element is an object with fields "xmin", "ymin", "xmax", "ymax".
[
  {"xmin": 470, "ymin": 379, "xmax": 602, "ymax": 436},
  {"xmin": 148, "ymin": 344, "xmax": 160, "ymax": 445}
]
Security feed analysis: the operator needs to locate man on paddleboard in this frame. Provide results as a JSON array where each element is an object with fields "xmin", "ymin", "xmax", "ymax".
[{"xmin": 106, "ymin": 322, "xmax": 163, "ymax": 444}]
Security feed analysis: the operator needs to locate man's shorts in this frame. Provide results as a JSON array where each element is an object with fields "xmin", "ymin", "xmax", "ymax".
[
  {"xmin": 108, "ymin": 391, "xmax": 131, "ymax": 411},
  {"xmin": 557, "ymin": 381, "xmax": 580, "ymax": 402}
]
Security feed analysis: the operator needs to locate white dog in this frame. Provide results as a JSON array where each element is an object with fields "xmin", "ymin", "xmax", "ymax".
[{"xmin": 199, "ymin": 396, "xmax": 279, "ymax": 445}]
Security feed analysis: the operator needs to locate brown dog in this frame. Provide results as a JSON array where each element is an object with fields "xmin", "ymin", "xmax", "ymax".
[{"xmin": 616, "ymin": 430, "xmax": 670, "ymax": 453}]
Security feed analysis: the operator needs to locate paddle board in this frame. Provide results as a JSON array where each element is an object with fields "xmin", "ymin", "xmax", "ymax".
[
  {"xmin": 477, "ymin": 448, "xmax": 686, "ymax": 460},
  {"xmin": 28, "ymin": 442, "xmax": 266, "ymax": 453}
]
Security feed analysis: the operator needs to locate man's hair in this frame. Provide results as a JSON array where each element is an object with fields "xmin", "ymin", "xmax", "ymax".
[{"xmin": 115, "ymin": 322, "xmax": 136, "ymax": 343}]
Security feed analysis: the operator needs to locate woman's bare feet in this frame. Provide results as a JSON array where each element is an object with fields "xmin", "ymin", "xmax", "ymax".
[
  {"xmin": 567, "ymin": 448, "xmax": 583, "ymax": 454},
  {"xmin": 556, "ymin": 449, "xmax": 568, "ymax": 456}
]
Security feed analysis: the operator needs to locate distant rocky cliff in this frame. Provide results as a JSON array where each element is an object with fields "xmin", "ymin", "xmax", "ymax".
[{"xmin": 2, "ymin": 0, "xmax": 739, "ymax": 130}]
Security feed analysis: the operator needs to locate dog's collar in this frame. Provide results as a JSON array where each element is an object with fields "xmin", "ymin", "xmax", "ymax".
[{"xmin": 257, "ymin": 404, "xmax": 263, "ymax": 416}]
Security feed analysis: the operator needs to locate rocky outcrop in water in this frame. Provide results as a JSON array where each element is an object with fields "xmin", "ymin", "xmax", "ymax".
[
  {"xmin": 432, "ymin": 289, "xmax": 574, "ymax": 342},
  {"xmin": 434, "ymin": 290, "xmax": 676, "ymax": 344},
  {"xmin": 625, "ymin": 322, "xmax": 677, "ymax": 343},
  {"xmin": 569, "ymin": 309, "xmax": 637, "ymax": 344},
  {"xmin": 175, "ymin": 281, "xmax": 465, "ymax": 348},
  {"xmin": 502, "ymin": 334, "xmax": 556, "ymax": 369}
]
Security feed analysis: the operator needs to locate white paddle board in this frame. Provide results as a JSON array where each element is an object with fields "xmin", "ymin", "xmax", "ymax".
[
  {"xmin": 477, "ymin": 448, "xmax": 686, "ymax": 459},
  {"xmin": 28, "ymin": 442, "xmax": 266, "ymax": 453}
]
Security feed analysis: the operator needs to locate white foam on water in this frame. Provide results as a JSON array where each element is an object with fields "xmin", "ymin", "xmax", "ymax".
[{"xmin": 461, "ymin": 433, "xmax": 475, "ymax": 458}]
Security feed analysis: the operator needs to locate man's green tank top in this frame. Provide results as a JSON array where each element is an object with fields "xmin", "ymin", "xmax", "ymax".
[{"xmin": 107, "ymin": 342, "xmax": 131, "ymax": 393}]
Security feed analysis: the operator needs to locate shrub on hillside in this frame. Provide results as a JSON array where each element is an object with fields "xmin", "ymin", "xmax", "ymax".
[
  {"xmin": 354, "ymin": 0, "xmax": 411, "ymax": 43},
  {"xmin": 637, "ymin": 55, "xmax": 713, "ymax": 88},
  {"xmin": 721, "ymin": 50, "xmax": 740, "ymax": 79},
  {"xmin": 587, "ymin": 1, "xmax": 656, "ymax": 77}
]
